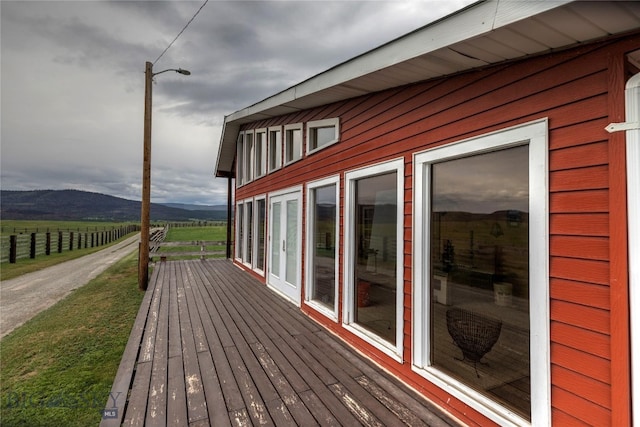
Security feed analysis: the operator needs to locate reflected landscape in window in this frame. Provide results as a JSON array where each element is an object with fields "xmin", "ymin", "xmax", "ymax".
[
  {"xmin": 430, "ymin": 145, "xmax": 531, "ymax": 419},
  {"xmin": 310, "ymin": 184, "xmax": 336, "ymax": 310},
  {"xmin": 354, "ymin": 172, "xmax": 397, "ymax": 345}
]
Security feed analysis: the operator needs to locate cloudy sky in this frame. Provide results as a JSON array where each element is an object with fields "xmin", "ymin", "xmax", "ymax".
[{"xmin": 1, "ymin": 0, "xmax": 476, "ymax": 206}]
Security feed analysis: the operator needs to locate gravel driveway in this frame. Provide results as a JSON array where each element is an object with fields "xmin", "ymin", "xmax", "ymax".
[{"xmin": 0, "ymin": 233, "xmax": 140, "ymax": 339}]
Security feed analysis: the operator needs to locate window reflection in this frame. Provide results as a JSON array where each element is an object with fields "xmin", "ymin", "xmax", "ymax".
[
  {"xmin": 355, "ymin": 172, "xmax": 397, "ymax": 345},
  {"xmin": 246, "ymin": 201, "xmax": 253, "ymax": 264},
  {"xmin": 430, "ymin": 145, "xmax": 531, "ymax": 419},
  {"xmin": 310, "ymin": 184, "xmax": 336, "ymax": 310},
  {"xmin": 257, "ymin": 199, "xmax": 266, "ymax": 270}
]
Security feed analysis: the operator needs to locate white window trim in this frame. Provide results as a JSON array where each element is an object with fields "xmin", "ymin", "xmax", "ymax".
[
  {"xmin": 268, "ymin": 125, "xmax": 283, "ymax": 173},
  {"xmin": 244, "ymin": 130, "xmax": 255, "ymax": 184},
  {"xmin": 412, "ymin": 118, "xmax": 550, "ymax": 427},
  {"xmin": 253, "ymin": 194, "xmax": 267, "ymax": 276},
  {"xmin": 284, "ymin": 123, "xmax": 304, "ymax": 166},
  {"xmin": 343, "ymin": 158, "xmax": 405, "ymax": 362},
  {"xmin": 255, "ymin": 128, "xmax": 267, "ymax": 179},
  {"xmin": 626, "ymin": 71, "xmax": 640, "ymax": 427},
  {"xmin": 305, "ymin": 175, "xmax": 340, "ymax": 321},
  {"xmin": 242, "ymin": 198, "xmax": 254, "ymax": 268},
  {"xmin": 235, "ymin": 201, "xmax": 243, "ymax": 261},
  {"xmin": 306, "ymin": 118, "xmax": 340, "ymax": 155},
  {"xmin": 267, "ymin": 185, "xmax": 303, "ymax": 306},
  {"xmin": 236, "ymin": 132, "xmax": 244, "ymax": 187}
]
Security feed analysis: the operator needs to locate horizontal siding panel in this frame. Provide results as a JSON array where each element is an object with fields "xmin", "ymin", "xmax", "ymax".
[
  {"xmin": 552, "ymin": 364, "xmax": 611, "ymax": 409},
  {"xmin": 365, "ymin": 73, "xmax": 605, "ymax": 156},
  {"xmin": 341, "ymin": 82, "xmax": 440, "ymax": 134},
  {"xmin": 550, "ymin": 257, "xmax": 609, "ymax": 285},
  {"xmin": 550, "ymin": 235, "xmax": 609, "ymax": 260},
  {"xmin": 550, "ymin": 190, "xmax": 609, "ymax": 213},
  {"xmin": 549, "ymin": 119, "xmax": 609, "ymax": 150},
  {"xmin": 551, "ymin": 321, "xmax": 610, "ymax": 360},
  {"xmin": 550, "ymin": 278, "xmax": 610, "ymax": 310},
  {"xmin": 551, "ymin": 408, "xmax": 591, "ymax": 426},
  {"xmin": 549, "ymin": 141, "xmax": 608, "ymax": 171},
  {"xmin": 550, "ymin": 165, "xmax": 609, "ymax": 192},
  {"xmin": 342, "ymin": 61, "xmax": 607, "ymax": 155},
  {"xmin": 551, "ymin": 300, "xmax": 609, "ymax": 335},
  {"xmin": 550, "ymin": 213, "xmax": 608, "ymax": 236},
  {"xmin": 551, "ymin": 386, "xmax": 610, "ymax": 426},
  {"xmin": 551, "ymin": 343, "xmax": 610, "ymax": 384}
]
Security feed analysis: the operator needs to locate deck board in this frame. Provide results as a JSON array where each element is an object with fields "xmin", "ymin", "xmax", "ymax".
[{"xmin": 101, "ymin": 259, "xmax": 460, "ymax": 426}]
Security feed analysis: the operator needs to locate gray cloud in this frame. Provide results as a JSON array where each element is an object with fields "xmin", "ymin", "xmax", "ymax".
[{"xmin": 1, "ymin": 0, "xmax": 476, "ymax": 207}]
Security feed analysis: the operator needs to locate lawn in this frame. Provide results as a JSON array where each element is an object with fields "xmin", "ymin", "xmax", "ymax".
[
  {"xmin": 164, "ymin": 225, "xmax": 226, "ymax": 242},
  {"xmin": 0, "ymin": 252, "xmax": 144, "ymax": 427}
]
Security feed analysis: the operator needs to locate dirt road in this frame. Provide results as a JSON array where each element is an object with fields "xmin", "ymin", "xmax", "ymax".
[{"xmin": 0, "ymin": 233, "xmax": 140, "ymax": 339}]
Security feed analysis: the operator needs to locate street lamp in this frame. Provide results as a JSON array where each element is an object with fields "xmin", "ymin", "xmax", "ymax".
[{"xmin": 139, "ymin": 61, "xmax": 190, "ymax": 291}]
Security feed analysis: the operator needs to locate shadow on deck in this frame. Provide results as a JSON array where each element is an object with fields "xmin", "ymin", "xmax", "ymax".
[{"xmin": 100, "ymin": 259, "xmax": 459, "ymax": 426}]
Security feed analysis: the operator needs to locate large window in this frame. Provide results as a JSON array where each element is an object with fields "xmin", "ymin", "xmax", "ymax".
[
  {"xmin": 268, "ymin": 126, "xmax": 282, "ymax": 173},
  {"xmin": 344, "ymin": 159, "xmax": 404, "ymax": 360},
  {"xmin": 305, "ymin": 176, "xmax": 339, "ymax": 319},
  {"xmin": 284, "ymin": 123, "xmax": 303, "ymax": 164},
  {"xmin": 255, "ymin": 197, "xmax": 266, "ymax": 274},
  {"xmin": 307, "ymin": 118, "xmax": 339, "ymax": 154},
  {"xmin": 236, "ymin": 197, "xmax": 266, "ymax": 275},
  {"xmin": 244, "ymin": 200, "xmax": 253, "ymax": 266},
  {"xmin": 413, "ymin": 119, "xmax": 549, "ymax": 426},
  {"xmin": 235, "ymin": 201, "xmax": 243, "ymax": 259}
]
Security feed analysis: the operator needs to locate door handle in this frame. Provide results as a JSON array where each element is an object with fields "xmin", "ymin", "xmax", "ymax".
[{"xmin": 282, "ymin": 239, "xmax": 286, "ymax": 252}]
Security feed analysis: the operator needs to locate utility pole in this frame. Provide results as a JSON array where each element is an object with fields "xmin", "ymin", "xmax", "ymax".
[
  {"xmin": 139, "ymin": 61, "xmax": 153, "ymax": 291},
  {"xmin": 138, "ymin": 61, "xmax": 190, "ymax": 291}
]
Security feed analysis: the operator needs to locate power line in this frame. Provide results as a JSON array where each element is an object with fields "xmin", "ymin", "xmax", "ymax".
[{"xmin": 153, "ymin": 0, "xmax": 209, "ymax": 66}]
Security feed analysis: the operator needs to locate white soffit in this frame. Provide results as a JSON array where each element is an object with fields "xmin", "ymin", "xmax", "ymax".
[{"xmin": 216, "ymin": 0, "xmax": 640, "ymax": 175}]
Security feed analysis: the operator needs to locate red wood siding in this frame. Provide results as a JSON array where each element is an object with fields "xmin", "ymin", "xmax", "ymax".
[{"xmin": 233, "ymin": 33, "xmax": 640, "ymax": 425}]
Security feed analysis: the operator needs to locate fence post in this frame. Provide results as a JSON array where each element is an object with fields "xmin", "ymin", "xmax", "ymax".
[
  {"xmin": 58, "ymin": 231, "xmax": 63, "ymax": 253},
  {"xmin": 30, "ymin": 233, "xmax": 37, "ymax": 259},
  {"xmin": 9, "ymin": 235, "xmax": 17, "ymax": 263},
  {"xmin": 46, "ymin": 232, "xmax": 51, "ymax": 255},
  {"xmin": 77, "ymin": 232, "xmax": 81, "ymax": 249},
  {"xmin": 85, "ymin": 232, "xmax": 88, "ymax": 248},
  {"xmin": 69, "ymin": 232, "xmax": 74, "ymax": 251}
]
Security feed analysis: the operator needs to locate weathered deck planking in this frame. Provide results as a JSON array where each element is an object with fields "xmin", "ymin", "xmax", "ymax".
[{"xmin": 101, "ymin": 259, "xmax": 460, "ymax": 426}]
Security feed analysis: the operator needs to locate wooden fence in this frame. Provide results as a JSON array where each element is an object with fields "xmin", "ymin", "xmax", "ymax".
[
  {"xmin": 150, "ymin": 240, "xmax": 226, "ymax": 261},
  {"xmin": 164, "ymin": 221, "xmax": 226, "ymax": 228},
  {"xmin": 1, "ymin": 224, "xmax": 140, "ymax": 264}
]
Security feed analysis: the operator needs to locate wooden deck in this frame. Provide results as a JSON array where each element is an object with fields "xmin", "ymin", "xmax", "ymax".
[{"xmin": 101, "ymin": 259, "xmax": 459, "ymax": 426}]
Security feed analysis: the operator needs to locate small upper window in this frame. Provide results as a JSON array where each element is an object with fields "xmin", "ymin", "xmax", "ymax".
[
  {"xmin": 244, "ymin": 130, "xmax": 254, "ymax": 183},
  {"xmin": 307, "ymin": 118, "xmax": 339, "ymax": 154},
  {"xmin": 236, "ymin": 132, "xmax": 244, "ymax": 187},
  {"xmin": 255, "ymin": 129, "xmax": 267, "ymax": 178},
  {"xmin": 285, "ymin": 123, "xmax": 303, "ymax": 165},
  {"xmin": 268, "ymin": 126, "xmax": 282, "ymax": 173}
]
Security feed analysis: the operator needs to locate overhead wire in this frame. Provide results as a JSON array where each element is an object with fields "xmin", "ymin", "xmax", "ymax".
[{"xmin": 153, "ymin": 0, "xmax": 209, "ymax": 66}]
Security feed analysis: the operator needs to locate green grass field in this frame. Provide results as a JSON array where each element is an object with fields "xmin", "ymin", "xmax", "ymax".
[
  {"xmin": 0, "ymin": 252, "xmax": 144, "ymax": 427},
  {"xmin": 164, "ymin": 225, "xmax": 226, "ymax": 242}
]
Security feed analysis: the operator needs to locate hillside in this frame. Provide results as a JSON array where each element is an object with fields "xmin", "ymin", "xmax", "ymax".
[{"xmin": 0, "ymin": 190, "xmax": 227, "ymax": 221}]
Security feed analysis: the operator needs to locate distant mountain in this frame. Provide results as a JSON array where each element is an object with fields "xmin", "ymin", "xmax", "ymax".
[
  {"xmin": 161, "ymin": 202, "xmax": 227, "ymax": 211},
  {"xmin": 0, "ymin": 190, "xmax": 227, "ymax": 221}
]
